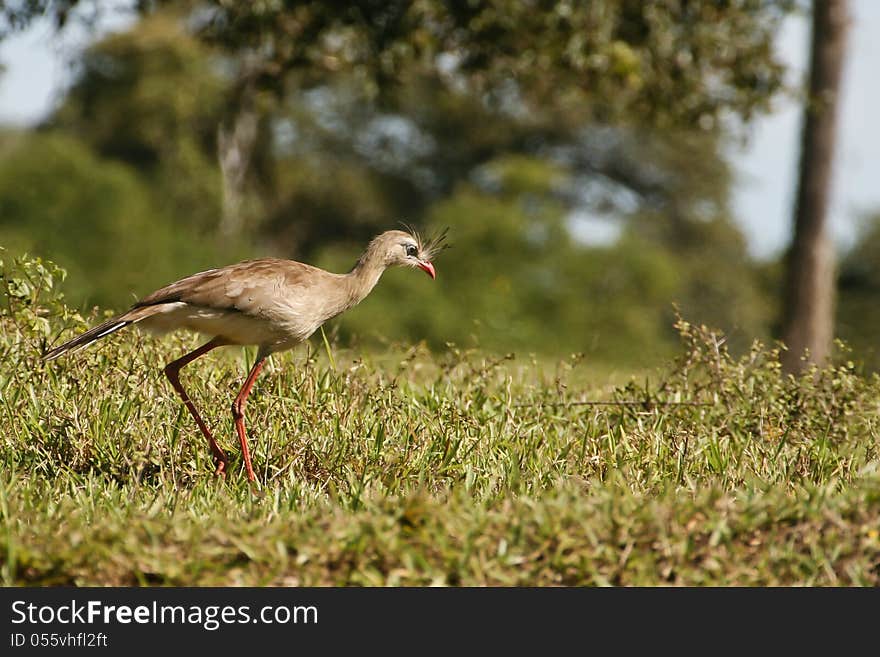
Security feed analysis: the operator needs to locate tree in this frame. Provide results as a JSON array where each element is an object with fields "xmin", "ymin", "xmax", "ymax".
[
  {"xmin": 780, "ymin": 0, "xmax": 849, "ymax": 373},
  {"xmin": 49, "ymin": 12, "xmax": 227, "ymax": 233},
  {"xmin": 3, "ymin": 1, "xmax": 795, "ymax": 233}
]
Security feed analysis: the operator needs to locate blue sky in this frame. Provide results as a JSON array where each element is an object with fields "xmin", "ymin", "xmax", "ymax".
[{"xmin": 1, "ymin": 3, "xmax": 878, "ymax": 260}]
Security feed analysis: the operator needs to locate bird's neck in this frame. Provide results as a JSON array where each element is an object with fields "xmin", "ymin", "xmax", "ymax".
[{"xmin": 344, "ymin": 244, "xmax": 388, "ymax": 305}]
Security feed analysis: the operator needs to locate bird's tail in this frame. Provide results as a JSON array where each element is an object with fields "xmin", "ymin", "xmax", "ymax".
[{"xmin": 42, "ymin": 305, "xmax": 161, "ymax": 361}]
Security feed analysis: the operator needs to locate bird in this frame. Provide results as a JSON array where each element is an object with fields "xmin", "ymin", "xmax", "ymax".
[{"xmin": 42, "ymin": 227, "xmax": 447, "ymax": 482}]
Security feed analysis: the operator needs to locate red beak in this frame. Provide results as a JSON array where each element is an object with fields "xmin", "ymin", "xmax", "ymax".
[{"xmin": 417, "ymin": 261, "xmax": 436, "ymax": 279}]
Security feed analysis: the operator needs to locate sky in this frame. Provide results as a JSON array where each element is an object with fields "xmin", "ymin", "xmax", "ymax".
[{"xmin": 1, "ymin": 3, "xmax": 878, "ymax": 261}]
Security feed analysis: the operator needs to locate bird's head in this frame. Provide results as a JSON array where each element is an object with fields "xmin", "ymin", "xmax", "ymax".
[{"xmin": 375, "ymin": 226, "xmax": 449, "ymax": 279}]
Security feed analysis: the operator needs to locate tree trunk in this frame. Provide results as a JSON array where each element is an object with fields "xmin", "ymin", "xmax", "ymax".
[
  {"xmin": 217, "ymin": 97, "xmax": 259, "ymax": 238},
  {"xmin": 780, "ymin": 0, "xmax": 849, "ymax": 374},
  {"xmin": 217, "ymin": 55, "xmax": 263, "ymax": 239}
]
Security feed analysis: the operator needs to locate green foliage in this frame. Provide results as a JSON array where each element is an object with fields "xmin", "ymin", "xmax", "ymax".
[
  {"xmin": 192, "ymin": 0, "xmax": 793, "ymax": 127},
  {"xmin": 0, "ymin": 249, "xmax": 76, "ymax": 346},
  {"xmin": 3, "ymin": 1, "xmax": 795, "ymax": 131},
  {"xmin": 311, "ymin": 154, "xmax": 770, "ymax": 366},
  {"xmin": 629, "ymin": 214, "xmax": 775, "ymax": 354},
  {"xmin": 838, "ymin": 213, "xmax": 880, "ymax": 370},
  {"xmin": 0, "ymin": 0, "xmax": 105, "ymax": 38},
  {"xmin": 263, "ymin": 154, "xmax": 419, "ymax": 255},
  {"xmin": 0, "ymin": 131, "xmax": 246, "ymax": 309},
  {"xmin": 50, "ymin": 12, "xmax": 226, "ymax": 232},
  {"xmin": 2, "ymin": 253, "xmax": 879, "ymax": 585}
]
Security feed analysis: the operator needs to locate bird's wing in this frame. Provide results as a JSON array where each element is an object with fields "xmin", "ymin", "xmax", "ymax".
[{"xmin": 133, "ymin": 258, "xmax": 323, "ymax": 318}]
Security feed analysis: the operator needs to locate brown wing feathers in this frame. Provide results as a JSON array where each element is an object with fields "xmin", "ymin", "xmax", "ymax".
[
  {"xmin": 131, "ymin": 266, "xmax": 224, "ymax": 309},
  {"xmin": 131, "ymin": 260, "xmax": 309, "ymax": 313}
]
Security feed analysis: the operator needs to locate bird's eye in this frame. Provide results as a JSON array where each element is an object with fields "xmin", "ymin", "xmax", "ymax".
[{"xmin": 405, "ymin": 244, "xmax": 418, "ymax": 258}]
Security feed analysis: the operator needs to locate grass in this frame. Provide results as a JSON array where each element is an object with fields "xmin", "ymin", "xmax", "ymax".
[{"xmin": 1, "ymin": 253, "xmax": 880, "ymax": 585}]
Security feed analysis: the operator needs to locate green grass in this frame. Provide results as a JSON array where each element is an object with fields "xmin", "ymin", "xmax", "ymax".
[{"xmin": 2, "ymin": 253, "xmax": 880, "ymax": 585}]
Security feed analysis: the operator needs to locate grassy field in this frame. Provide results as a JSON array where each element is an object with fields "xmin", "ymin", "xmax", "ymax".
[{"xmin": 2, "ymin": 254, "xmax": 880, "ymax": 586}]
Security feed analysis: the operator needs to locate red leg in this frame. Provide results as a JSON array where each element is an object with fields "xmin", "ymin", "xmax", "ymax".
[
  {"xmin": 163, "ymin": 338, "xmax": 229, "ymax": 476},
  {"xmin": 231, "ymin": 353, "xmax": 267, "ymax": 482}
]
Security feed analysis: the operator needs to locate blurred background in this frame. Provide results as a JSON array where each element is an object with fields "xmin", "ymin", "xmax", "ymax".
[{"xmin": 0, "ymin": 1, "xmax": 877, "ymax": 370}]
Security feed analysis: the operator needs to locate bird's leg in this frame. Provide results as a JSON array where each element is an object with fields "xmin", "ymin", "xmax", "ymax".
[
  {"xmin": 163, "ymin": 337, "xmax": 230, "ymax": 476},
  {"xmin": 231, "ymin": 352, "xmax": 267, "ymax": 482}
]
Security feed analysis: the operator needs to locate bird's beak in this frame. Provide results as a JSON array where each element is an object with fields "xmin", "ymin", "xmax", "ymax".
[{"xmin": 417, "ymin": 260, "xmax": 436, "ymax": 279}]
